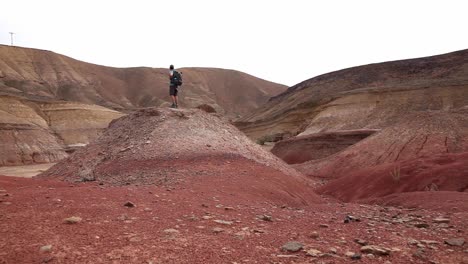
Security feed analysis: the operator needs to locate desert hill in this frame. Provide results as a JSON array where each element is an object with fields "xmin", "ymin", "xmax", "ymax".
[
  {"xmin": 236, "ymin": 49, "xmax": 468, "ymax": 140},
  {"xmin": 0, "ymin": 45, "xmax": 286, "ymax": 117},
  {"xmin": 39, "ymin": 107, "xmax": 320, "ymax": 205}
]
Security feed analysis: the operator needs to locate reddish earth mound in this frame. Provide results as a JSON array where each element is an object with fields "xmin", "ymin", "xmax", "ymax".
[
  {"xmin": 271, "ymin": 130, "xmax": 377, "ymax": 164},
  {"xmin": 316, "ymin": 152, "xmax": 468, "ymax": 202},
  {"xmin": 39, "ymin": 107, "xmax": 319, "ymax": 205},
  {"xmin": 295, "ymin": 110, "xmax": 468, "ymax": 178}
]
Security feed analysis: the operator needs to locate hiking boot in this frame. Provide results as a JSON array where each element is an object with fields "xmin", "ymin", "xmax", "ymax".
[
  {"xmin": 175, "ymin": 104, "xmax": 178, "ymax": 109},
  {"xmin": 170, "ymin": 103, "xmax": 176, "ymax": 108}
]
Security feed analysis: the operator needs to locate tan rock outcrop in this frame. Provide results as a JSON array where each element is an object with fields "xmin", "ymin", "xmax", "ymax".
[{"xmin": 0, "ymin": 95, "xmax": 123, "ymax": 165}]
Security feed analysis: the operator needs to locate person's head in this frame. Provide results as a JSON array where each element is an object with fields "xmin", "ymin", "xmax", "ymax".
[{"xmin": 169, "ymin": 65, "xmax": 174, "ymax": 70}]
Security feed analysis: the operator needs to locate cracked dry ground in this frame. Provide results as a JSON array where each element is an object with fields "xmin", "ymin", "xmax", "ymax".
[{"xmin": 1, "ymin": 176, "xmax": 467, "ymax": 264}]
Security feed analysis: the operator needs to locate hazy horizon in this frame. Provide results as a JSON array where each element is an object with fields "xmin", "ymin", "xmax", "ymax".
[{"xmin": 1, "ymin": 0, "xmax": 467, "ymax": 86}]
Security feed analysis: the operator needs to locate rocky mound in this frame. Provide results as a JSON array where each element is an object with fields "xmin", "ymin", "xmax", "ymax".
[
  {"xmin": 271, "ymin": 129, "xmax": 378, "ymax": 164},
  {"xmin": 39, "ymin": 108, "xmax": 320, "ymax": 205},
  {"xmin": 0, "ymin": 94, "xmax": 123, "ymax": 165},
  {"xmin": 0, "ymin": 45, "xmax": 286, "ymax": 117},
  {"xmin": 294, "ymin": 110, "xmax": 468, "ymax": 178},
  {"xmin": 236, "ymin": 49, "xmax": 468, "ymax": 140},
  {"xmin": 317, "ymin": 152, "xmax": 468, "ymax": 202}
]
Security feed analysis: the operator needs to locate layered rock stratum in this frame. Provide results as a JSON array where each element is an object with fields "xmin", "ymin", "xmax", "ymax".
[
  {"xmin": 0, "ymin": 94, "xmax": 123, "ymax": 166},
  {"xmin": 236, "ymin": 49, "xmax": 468, "ymax": 139}
]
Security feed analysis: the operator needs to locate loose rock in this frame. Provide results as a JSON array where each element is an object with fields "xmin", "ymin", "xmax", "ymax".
[
  {"xmin": 281, "ymin": 241, "xmax": 303, "ymax": 252},
  {"xmin": 306, "ymin": 249, "xmax": 322, "ymax": 257},
  {"xmin": 124, "ymin": 201, "xmax": 136, "ymax": 208},
  {"xmin": 212, "ymin": 227, "xmax": 224, "ymax": 234},
  {"xmin": 444, "ymin": 238, "xmax": 465, "ymax": 247},
  {"xmin": 310, "ymin": 231, "xmax": 320, "ymax": 239},
  {"xmin": 360, "ymin": 245, "xmax": 391, "ymax": 256},
  {"xmin": 214, "ymin": 220, "xmax": 233, "ymax": 225},
  {"xmin": 433, "ymin": 217, "xmax": 450, "ymax": 224},
  {"xmin": 63, "ymin": 216, "xmax": 82, "ymax": 224},
  {"xmin": 40, "ymin": 245, "xmax": 52, "ymax": 252}
]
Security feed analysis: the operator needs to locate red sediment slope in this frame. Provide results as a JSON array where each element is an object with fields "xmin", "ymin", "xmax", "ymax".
[
  {"xmin": 317, "ymin": 152, "xmax": 468, "ymax": 202},
  {"xmin": 295, "ymin": 110, "xmax": 468, "ymax": 178}
]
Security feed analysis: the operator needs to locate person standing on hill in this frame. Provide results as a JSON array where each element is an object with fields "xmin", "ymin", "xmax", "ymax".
[{"xmin": 169, "ymin": 64, "xmax": 182, "ymax": 108}]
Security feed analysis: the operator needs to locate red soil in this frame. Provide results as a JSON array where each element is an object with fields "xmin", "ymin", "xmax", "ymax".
[{"xmin": 1, "ymin": 175, "xmax": 467, "ymax": 264}]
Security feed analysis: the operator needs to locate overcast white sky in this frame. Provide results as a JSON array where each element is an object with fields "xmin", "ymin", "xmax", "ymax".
[{"xmin": 1, "ymin": 0, "xmax": 467, "ymax": 86}]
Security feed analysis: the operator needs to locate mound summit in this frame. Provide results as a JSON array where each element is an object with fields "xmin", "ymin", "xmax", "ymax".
[{"xmin": 39, "ymin": 108, "xmax": 320, "ymax": 205}]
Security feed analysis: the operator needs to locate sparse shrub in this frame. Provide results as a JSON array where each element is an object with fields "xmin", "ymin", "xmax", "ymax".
[
  {"xmin": 424, "ymin": 183, "xmax": 439, "ymax": 191},
  {"xmin": 390, "ymin": 165, "xmax": 401, "ymax": 183}
]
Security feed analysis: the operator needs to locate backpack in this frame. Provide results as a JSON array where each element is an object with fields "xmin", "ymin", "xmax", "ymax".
[{"xmin": 173, "ymin": 71, "xmax": 183, "ymax": 86}]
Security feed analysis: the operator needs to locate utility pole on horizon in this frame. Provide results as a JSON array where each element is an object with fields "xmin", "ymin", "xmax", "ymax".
[{"xmin": 9, "ymin": 32, "xmax": 14, "ymax": 46}]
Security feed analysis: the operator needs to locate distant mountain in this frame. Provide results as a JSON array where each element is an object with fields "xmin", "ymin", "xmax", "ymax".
[{"xmin": 0, "ymin": 45, "xmax": 286, "ymax": 117}]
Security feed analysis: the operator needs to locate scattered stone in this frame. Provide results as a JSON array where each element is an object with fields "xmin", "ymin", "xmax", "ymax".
[
  {"xmin": 63, "ymin": 216, "xmax": 82, "ymax": 224},
  {"xmin": 354, "ymin": 239, "xmax": 368, "ymax": 246},
  {"xmin": 212, "ymin": 227, "xmax": 224, "ymax": 234},
  {"xmin": 345, "ymin": 251, "xmax": 361, "ymax": 260},
  {"xmin": 310, "ymin": 231, "xmax": 320, "ymax": 239},
  {"xmin": 344, "ymin": 215, "xmax": 360, "ymax": 223},
  {"xmin": 224, "ymin": 207, "xmax": 235, "ymax": 211},
  {"xmin": 281, "ymin": 241, "xmax": 303, "ymax": 252},
  {"xmin": 124, "ymin": 201, "xmax": 136, "ymax": 208},
  {"xmin": 360, "ymin": 245, "xmax": 391, "ymax": 256},
  {"xmin": 408, "ymin": 239, "xmax": 419, "ymax": 246},
  {"xmin": 163, "ymin": 228, "xmax": 180, "ymax": 234},
  {"xmin": 40, "ymin": 245, "xmax": 52, "ymax": 252},
  {"xmin": 259, "ymin": 215, "xmax": 273, "ymax": 222},
  {"xmin": 420, "ymin": 240, "xmax": 439, "ymax": 245},
  {"xmin": 433, "ymin": 217, "xmax": 450, "ymax": 224},
  {"xmin": 444, "ymin": 238, "xmax": 465, "ymax": 247},
  {"xmin": 129, "ymin": 236, "xmax": 142, "ymax": 242},
  {"xmin": 214, "ymin": 220, "xmax": 233, "ymax": 225},
  {"xmin": 319, "ymin": 224, "xmax": 329, "ymax": 228},
  {"xmin": 414, "ymin": 223, "xmax": 429, "ymax": 228},
  {"xmin": 306, "ymin": 249, "xmax": 322, "ymax": 257},
  {"xmin": 202, "ymin": 215, "xmax": 213, "ymax": 220},
  {"xmin": 143, "ymin": 208, "xmax": 152, "ymax": 212},
  {"xmin": 328, "ymin": 247, "xmax": 337, "ymax": 254}
]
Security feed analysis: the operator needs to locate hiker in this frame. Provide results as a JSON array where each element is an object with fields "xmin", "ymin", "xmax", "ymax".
[{"xmin": 169, "ymin": 64, "xmax": 182, "ymax": 108}]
